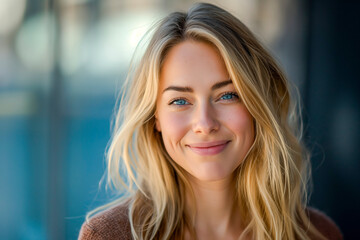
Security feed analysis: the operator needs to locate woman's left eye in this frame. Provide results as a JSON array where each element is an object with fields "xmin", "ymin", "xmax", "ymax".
[{"xmin": 219, "ymin": 92, "xmax": 239, "ymax": 101}]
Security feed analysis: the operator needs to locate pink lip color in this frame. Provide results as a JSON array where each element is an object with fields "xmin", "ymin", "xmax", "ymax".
[{"xmin": 187, "ymin": 140, "xmax": 230, "ymax": 156}]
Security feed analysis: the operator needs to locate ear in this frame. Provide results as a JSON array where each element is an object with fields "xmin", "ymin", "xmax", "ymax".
[{"xmin": 154, "ymin": 112, "xmax": 161, "ymax": 132}]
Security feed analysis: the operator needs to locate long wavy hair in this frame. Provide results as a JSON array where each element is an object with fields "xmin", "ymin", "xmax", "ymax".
[{"xmin": 87, "ymin": 3, "xmax": 325, "ymax": 240}]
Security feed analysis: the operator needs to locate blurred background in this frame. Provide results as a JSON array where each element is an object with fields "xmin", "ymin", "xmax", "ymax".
[{"xmin": 0, "ymin": 0, "xmax": 359, "ymax": 239}]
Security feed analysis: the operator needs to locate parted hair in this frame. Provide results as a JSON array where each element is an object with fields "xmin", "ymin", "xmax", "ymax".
[{"xmin": 87, "ymin": 3, "xmax": 325, "ymax": 240}]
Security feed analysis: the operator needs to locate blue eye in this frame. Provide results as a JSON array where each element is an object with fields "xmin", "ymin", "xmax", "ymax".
[
  {"xmin": 170, "ymin": 98, "xmax": 189, "ymax": 105},
  {"xmin": 220, "ymin": 92, "xmax": 239, "ymax": 101}
]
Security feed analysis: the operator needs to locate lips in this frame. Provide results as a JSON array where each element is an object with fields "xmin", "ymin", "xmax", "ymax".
[{"xmin": 186, "ymin": 140, "xmax": 230, "ymax": 156}]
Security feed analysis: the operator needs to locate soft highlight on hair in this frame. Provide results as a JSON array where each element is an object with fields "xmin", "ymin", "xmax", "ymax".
[{"xmin": 87, "ymin": 3, "xmax": 325, "ymax": 240}]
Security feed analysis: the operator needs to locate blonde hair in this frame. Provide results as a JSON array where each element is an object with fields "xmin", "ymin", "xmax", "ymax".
[{"xmin": 87, "ymin": 3, "xmax": 325, "ymax": 240}]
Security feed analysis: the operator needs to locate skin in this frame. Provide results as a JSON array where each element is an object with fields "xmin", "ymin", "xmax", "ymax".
[{"xmin": 155, "ymin": 40, "xmax": 255, "ymax": 239}]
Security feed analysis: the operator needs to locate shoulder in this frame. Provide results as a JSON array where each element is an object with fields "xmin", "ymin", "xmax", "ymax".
[
  {"xmin": 306, "ymin": 207, "xmax": 343, "ymax": 240},
  {"xmin": 78, "ymin": 202, "xmax": 132, "ymax": 240}
]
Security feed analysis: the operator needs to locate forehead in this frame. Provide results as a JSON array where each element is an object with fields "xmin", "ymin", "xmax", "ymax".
[{"xmin": 159, "ymin": 40, "xmax": 229, "ymax": 88}]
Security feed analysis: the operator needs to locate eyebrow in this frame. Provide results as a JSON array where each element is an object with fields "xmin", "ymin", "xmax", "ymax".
[{"xmin": 162, "ymin": 79, "xmax": 232, "ymax": 93}]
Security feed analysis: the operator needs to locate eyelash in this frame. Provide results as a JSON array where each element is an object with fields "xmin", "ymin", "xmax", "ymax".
[
  {"xmin": 168, "ymin": 92, "xmax": 239, "ymax": 106},
  {"xmin": 169, "ymin": 98, "xmax": 190, "ymax": 106},
  {"xmin": 219, "ymin": 92, "xmax": 239, "ymax": 101}
]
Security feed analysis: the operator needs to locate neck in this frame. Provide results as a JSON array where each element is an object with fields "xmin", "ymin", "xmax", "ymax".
[{"xmin": 185, "ymin": 174, "xmax": 243, "ymax": 239}]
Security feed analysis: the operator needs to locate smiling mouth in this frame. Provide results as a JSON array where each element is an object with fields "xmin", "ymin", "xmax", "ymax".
[{"xmin": 186, "ymin": 140, "xmax": 231, "ymax": 156}]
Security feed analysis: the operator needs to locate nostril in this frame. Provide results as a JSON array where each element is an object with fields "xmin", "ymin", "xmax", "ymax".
[{"xmin": 192, "ymin": 118, "xmax": 220, "ymax": 134}]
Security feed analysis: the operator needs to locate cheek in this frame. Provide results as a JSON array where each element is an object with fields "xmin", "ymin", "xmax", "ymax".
[
  {"xmin": 222, "ymin": 105, "xmax": 254, "ymax": 142},
  {"xmin": 158, "ymin": 111, "xmax": 190, "ymax": 146}
]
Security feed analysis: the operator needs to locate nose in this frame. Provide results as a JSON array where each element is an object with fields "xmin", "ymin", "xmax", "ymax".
[{"xmin": 192, "ymin": 100, "xmax": 220, "ymax": 134}]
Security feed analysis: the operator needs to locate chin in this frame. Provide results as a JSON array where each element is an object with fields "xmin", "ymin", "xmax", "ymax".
[{"xmin": 189, "ymin": 165, "xmax": 236, "ymax": 182}]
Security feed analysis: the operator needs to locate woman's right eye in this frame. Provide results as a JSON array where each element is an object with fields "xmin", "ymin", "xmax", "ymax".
[{"xmin": 169, "ymin": 98, "xmax": 189, "ymax": 106}]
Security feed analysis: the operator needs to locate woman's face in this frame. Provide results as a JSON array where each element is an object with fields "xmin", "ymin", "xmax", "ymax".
[{"xmin": 155, "ymin": 40, "xmax": 255, "ymax": 182}]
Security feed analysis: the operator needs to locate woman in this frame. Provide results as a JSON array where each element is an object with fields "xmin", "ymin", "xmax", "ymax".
[{"xmin": 79, "ymin": 3, "xmax": 342, "ymax": 240}]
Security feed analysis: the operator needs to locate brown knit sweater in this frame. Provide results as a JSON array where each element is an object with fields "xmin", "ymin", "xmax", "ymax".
[{"xmin": 78, "ymin": 204, "xmax": 343, "ymax": 239}]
